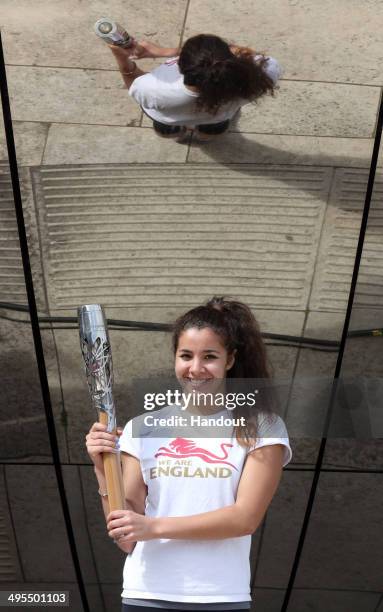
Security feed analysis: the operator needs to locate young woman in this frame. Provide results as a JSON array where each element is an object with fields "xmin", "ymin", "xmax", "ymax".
[
  {"xmin": 86, "ymin": 296, "xmax": 292, "ymax": 611},
  {"xmin": 108, "ymin": 34, "xmax": 281, "ymax": 141}
]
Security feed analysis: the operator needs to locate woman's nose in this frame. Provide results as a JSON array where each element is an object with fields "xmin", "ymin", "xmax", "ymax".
[{"xmin": 189, "ymin": 358, "xmax": 205, "ymax": 376}]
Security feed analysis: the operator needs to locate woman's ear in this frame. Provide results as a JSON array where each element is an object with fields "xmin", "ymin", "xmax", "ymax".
[{"xmin": 226, "ymin": 349, "xmax": 237, "ymax": 371}]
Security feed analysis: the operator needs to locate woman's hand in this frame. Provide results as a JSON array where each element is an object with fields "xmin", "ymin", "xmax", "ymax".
[
  {"xmin": 107, "ymin": 510, "xmax": 157, "ymax": 542},
  {"xmin": 229, "ymin": 44, "xmax": 256, "ymax": 57},
  {"xmin": 110, "ymin": 40, "xmax": 180, "ymax": 60},
  {"xmin": 129, "ymin": 40, "xmax": 176, "ymax": 60},
  {"xmin": 85, "ymin": 422, "xmax": 122, "ymax": 474}
]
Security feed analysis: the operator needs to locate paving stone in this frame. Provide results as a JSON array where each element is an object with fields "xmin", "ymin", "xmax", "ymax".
[
  {"xmin": 39, "ymin": 328, "xmax": 70, "ymax": 464},
  {"xmin": 5, "ymin": 465, "xmax": 77, "ymax": 582},
  {"xmin": 80, "ymin": 467, "xmax": 126, "ymax": 584},
  {"xmin": 61, "ymin": 466, "xmax": 98, "ymax": 583},
  {"xmin": 288, "ymin": 589, "xmax": 381, "ymax": 612},
  {"xmin": 102, "ymin": 584, "xmax": 125, "ymax": 610},
  {"xmin": 0, "ymin": 163, "xmax": 27, "ymax": 305},
  {"xmin": 293, "ymin": 472, "xmax": 383, "ymax": 591},
  {"xmin": 6, "ymin": 66, "xmax": 141, "ymax": 126},
  {"xmin": 0, "ymin": 162, "xmax": 48, "ymax": 310},
  {"xmin": 1, "ymin": 0, "xmax": 187, "ymax": 70},
  {"xmin": 0, "ymin": 316, "xmax": 52, "ymax": 462},
  {"xmin": 311, "ymin": 169, "xmax": 383, "ymax": 311},
  {"xmin": 235, "ymin": 81, "xmax": 380, "ymax": 138},
  {"xmin": 253, "ymin": 471, "xmax": 313, "ymax": 588},
  {"xmin": 249, "ymin": 588, "xmax": 285, "ymax": 612},
  {"xmin": 324, "ymin": 309, "xmax": 383, "ymax": 471},
  {"xmin": 188, "ymin": 132, "xmax": 379, "ymax": 167},
  {"xmin": 31, "ymin": 163, "xmax": 331, "ymax": 311},
  {"xmin": 0, "ymin": 468, "xmax": 23, "ymax": 582},
  {"xmin": 289, "ymin": 311, "xmax": 346, "ymax": 467},
  {"xmin": 0, "ymin": 121, "xmax": 48, "ymax": 167},
  {"xmin": 43, "ymin": 124, "xmax": 188, "ymax": 164},
  {"xmin": 184, "ymin": 0, "xmax": 383, "ymax": 85}
]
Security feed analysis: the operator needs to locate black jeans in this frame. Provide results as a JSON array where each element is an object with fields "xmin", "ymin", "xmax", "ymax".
[{"xmin": 152, "ymin": 118, "xmax": 230, "ymax": 136}]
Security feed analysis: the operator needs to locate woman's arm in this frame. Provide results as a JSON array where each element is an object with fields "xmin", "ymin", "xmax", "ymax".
[
  {"xmin": 131, "ymin": 41, "xmax": 181, "ymax": 59},
  {"xmin": 109, "ymin": 41, "xmax": 181, "ymax": 89},
  {"xmin": 107, "ymin": 444, "xmax": 285, "ymax": 541}
]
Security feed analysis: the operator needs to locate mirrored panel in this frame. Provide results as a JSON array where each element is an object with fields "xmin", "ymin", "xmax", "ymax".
[{"xmin": 2, "ymin": 0, "xmax": 382, "ymax": 610}]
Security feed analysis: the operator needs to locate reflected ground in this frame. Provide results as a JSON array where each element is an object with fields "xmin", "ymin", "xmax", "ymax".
[{"xmin": 0, "ymin": 0, "xmax": 383, "ymax": 610}]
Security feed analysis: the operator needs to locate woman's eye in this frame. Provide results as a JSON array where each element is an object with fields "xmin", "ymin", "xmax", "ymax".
[
  {"xmin": 179, "ymin": 354, "xmax": 191, "ymax": 360},
  {"xmin": 204, "ymin": 355, "xmax": 217, "ymax": 360}
]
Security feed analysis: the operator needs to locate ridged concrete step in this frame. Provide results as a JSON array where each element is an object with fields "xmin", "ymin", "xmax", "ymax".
[{"xmin": 32, "ymin": 164, "xmax": 332, "ymax": 310}]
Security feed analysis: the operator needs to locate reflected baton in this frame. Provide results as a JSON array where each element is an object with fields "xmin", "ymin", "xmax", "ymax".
[{"xmin": 78, "ymin": 304, "xmax": 125, "ymax": 510}]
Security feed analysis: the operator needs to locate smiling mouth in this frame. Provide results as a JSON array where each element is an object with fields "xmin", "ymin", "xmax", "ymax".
[{"xmin": 184, "ymin": 378, "xmax": 214, "ymax": 386}]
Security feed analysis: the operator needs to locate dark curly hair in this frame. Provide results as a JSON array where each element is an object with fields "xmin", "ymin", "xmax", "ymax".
[
  {"xmin": 178, "ymin": 34, "xmax": 276, "ymax": 115},
  {"xmin": 172, "ymin": 296, "xmax": 277, "ymax": 448}
]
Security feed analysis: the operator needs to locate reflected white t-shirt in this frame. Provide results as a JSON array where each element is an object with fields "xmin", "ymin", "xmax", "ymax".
[
  {"xmin": 119, "ymin": 406, "xmax": 292, "ymax": 604},
  {"xmin": 129, "ymin": 55, "xmax": 282, "ymax": 127}
]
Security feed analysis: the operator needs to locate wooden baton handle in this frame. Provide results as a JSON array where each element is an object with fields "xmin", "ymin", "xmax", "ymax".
[{"xmin": 99, "ymin": 411, "xmax": 125, "ymax": 511}]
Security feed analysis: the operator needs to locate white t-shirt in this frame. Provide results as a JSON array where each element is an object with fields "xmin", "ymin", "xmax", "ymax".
[
  {"xmin": 129, "ymin": 55, "xmax": 282, "ymax": 127},
  {"xmin": 119, "ymin": 405, "xmax": 292, "ymax": 604}
]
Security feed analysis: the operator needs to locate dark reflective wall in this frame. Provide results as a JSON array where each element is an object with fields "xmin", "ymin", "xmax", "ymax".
[
  {"xmin": 1, "ymin": 1, "xmax": 383, "ymax": 610},
  {"xmin": 0, "ymin": 107, "xmax": 89, "ymax": 608},
  {"xmin": 289, "ymin": 151, "xmax": 383, "ymax": 610}
]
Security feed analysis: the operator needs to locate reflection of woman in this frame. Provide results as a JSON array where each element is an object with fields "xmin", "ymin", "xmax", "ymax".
[
  {"xmin": 86, "ymin": 296, "xmax": 292, "ymax": 612},
  {"xmin": 109, "ymin": 34, "xmax": 281, "ymax": 141}
]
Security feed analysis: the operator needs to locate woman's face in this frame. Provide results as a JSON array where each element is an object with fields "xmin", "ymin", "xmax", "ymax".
[{"xmin": 174, "ymin": 326, "xmax": 235, "ymax": 395}]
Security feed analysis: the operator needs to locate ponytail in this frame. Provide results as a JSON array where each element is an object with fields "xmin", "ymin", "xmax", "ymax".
[
  {"xmin": 178, "ymin": 34, "xmax": 276, "ymax": 115},
  {"xmin": 172, "ymin": 296, "xmax": 277, "ymax": 448}
]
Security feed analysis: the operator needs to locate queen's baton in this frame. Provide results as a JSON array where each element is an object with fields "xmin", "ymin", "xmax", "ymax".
[{"xmin": 78, "ymin": 304, "xmax": 125, "ymax": 510}]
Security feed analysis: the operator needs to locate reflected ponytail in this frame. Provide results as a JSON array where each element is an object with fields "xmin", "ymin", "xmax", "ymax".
[{"xmin": 178, "ymin": 34, "xmax": 276, "ymax": 115}]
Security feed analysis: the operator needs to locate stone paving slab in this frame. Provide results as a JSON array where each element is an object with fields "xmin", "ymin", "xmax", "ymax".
[
  {"xmin": 0, "ymin": 469, "xmax": 23, "ymax": 582},
  {"xmin": 184, "ymin": 0, "xmax": 383, "ymax": 85},
  {"xmin": 61, "ymin": 466, "xmax": 98, "ymax": 583},
  {"xmin": 43, "ymin": 124, "xmax": 188, "ymax": 164},
  {"xmin": 80, "ymin": 467, "xmax": 127, "ymax": 584},
  {"xmin": 254, "ymin": 470, "xmax": 313, "ymax": 588},
  {"xmin": 293, "ymin": 472, "xmax": 383, "ymax": 591},
  {"xmin": 0, "ymin": 164, "xmax": 46, "ymax": 309},
  {"xmin": 235, "ymin": 81, "xmax": 380, "ymax": 138},
  {"xmin": 188, "ymin": 131, "xmax": 381, "ymax": 167},
  {"xmin": 288, "ymin": 311, "xmax": 345, "ymax": 467},
  {"xmin": 0, "ymin": 315, "xmax": 53, "ymax": 461},
  {"xmin": 5, "ymin": 465, "xmax": 77, "ymax": 581},
  {"xmin": 1, "ymin": 0, "xmax": 187, "ymax": 71},
  {"xmin": 0, "ymin": 164, "xmax": 27, "ymax": 305},
  {"xmin": 288, "ymin": 589, "xmax": 382, "ymax": 612},
  {"xmin": 310, "ymin": 168, "xmax": 383, "ymax": 311},
  {"xmin": 102, "ymin": 585, "xmax": 125, "ymax": 611},
  {"xmin": 0, "ymin": 121, "xmax": 48, "ymax": 166},
  {"xmin": 323, "ymin": 308, "xmax": 383, "ymax": 471},
  {"xmin": 249, "ymin": 589, "xmax": 285, "ymax": 612},
  {"xmin": 6, "ymin": 66, "xmax": 140, "ymax": 126},
  {"xmin": 31, "ymin": 163, "xmax": 331, "ymax": 311}
]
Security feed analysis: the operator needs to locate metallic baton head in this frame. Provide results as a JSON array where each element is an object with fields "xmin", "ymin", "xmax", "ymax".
[{"xmin": 78, "ymin": 304, "xmax": 116, "ymax": 432}]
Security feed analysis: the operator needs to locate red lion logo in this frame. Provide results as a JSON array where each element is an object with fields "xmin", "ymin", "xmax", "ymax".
[{"xmin": 154, "ymin": 438, "xmax": 238, "ymax": 470}]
